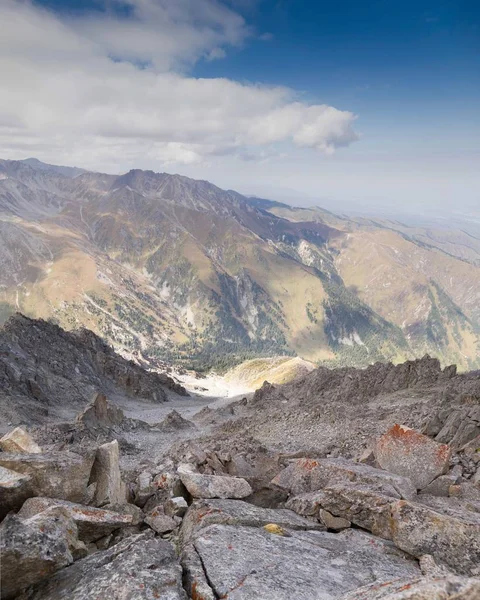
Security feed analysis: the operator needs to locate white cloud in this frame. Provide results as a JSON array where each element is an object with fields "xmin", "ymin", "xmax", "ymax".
[{"xmin": 0, "ymin": 0, "xmax": 359, "ymax": 170}]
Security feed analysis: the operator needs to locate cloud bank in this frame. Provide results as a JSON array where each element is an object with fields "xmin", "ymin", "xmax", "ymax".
[{"xmin": 0, "ymin": 0, "xmax": 358, "ymax": 170}]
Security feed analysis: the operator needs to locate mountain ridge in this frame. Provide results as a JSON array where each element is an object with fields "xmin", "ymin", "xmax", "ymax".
[{"xmin": 0, "ymin": 157, "xmax": 479, "ymax": 371}]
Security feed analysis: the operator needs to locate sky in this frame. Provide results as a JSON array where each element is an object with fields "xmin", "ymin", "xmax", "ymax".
[{"xmin": 0, "ymin": 0, "xmax": 479, "ymax": 214}]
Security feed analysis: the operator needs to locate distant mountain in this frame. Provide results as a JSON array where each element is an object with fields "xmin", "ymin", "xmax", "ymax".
[
  {"xmin": 0, "ymin": 157, "xmax": 479, "ymax": 371},
  {"xmin": 21, "ymin": 158, "xmax": 86, "ymax": 178}
]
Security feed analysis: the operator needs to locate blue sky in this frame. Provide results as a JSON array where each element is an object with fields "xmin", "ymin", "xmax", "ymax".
[{"xmin": 2, "ymin": 0, "xmax": 479, "ymax": 213}]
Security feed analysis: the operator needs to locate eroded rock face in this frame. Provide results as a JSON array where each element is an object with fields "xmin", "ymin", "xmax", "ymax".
[
  {"xmin": 18, "ymin": 497, "xmax": 133, "ymax": 542},
  {"xmin": 190, "ymin": 526, "xmax": 420, "ymax": 600},
  {"xmin": 16, "ymin": 533, "xmax": 187, "ymax": 600},
  {"xmin": 89, "ymin": 440, "xmax": 126, "ymax": 506},
  {"xmin": 0, "ymin": 465, "xmax": 32, "ymax": 519},
  {"xmin": 0, "ymin": 509, "xmax": 80, "ymax": 599},
  {"xmin": 427, "ymin": 403, "xmax": 480, "ymax": 449},
  {"xmin": 0, "ymin": 427, "xmax": 41, "ymax": 454},
  {"xmin": 0, "ymin": 451, "xmax": 94, "ymax": 503},
  {"xmin": 271, "ymin": 457, "xmax": 416, "ymax": 499},
  {"xmin": 375, "ymin": 424, "xmax": 451, "ymax": 490},
  {"xmin": 178, "ymin": 464, "xmax": 252, "ymax": 499}
]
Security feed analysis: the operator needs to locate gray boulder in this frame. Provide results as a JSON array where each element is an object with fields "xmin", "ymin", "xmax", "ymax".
[
  {"xmin": 89, "ymin": 440, "xmax": 126, "ymax": 506},
  {"xmin": 178, "ymin": 464, "xmax": 252, "ymax": 499},
  {"xmin": 287, "ymin": 483, "xmax": 480, "ymax": 576},
  {"xmin": 145, "ymin": 506, "xmax": 178, "ymax": 534},
  {"xmin": 76, "ymin": 393, "xmax": 125, "ymax": 430},
  {"xmin": 0, "ymin": 451, "xmax": 94, "ymax": 502},
  {"xmin": 180, "ymin": 498, "xmax": 324, "ymax": 546},
  {"xmin": 165, "ymin": 496, "xmax": 188, "ymax": 518},
  {"xmin": 189, "ymin": 525, "xmax": 420, "ymax": 600},
  {"xmin": 18, "ymin": 497, "xmax": 133, "ymax": 542},
  {"xmin": 271, "ymin": 457, "xmax": 416, "ymax": 499},
  {"xmin": 16, "ymin": 533, "xmax": 187, "ymax": 600},
  {"xmin": 420, "ymin": 472, "xmax": 460, "ymax": 497},
  {"xmin": 0, "ymin": 465, "xmax": 32, "ymax": 519},
  {"xmin": 0, "ymin": 509, "xmax": 82, "ymax": 599}
]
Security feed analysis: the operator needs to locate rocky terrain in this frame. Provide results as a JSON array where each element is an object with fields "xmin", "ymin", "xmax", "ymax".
[
  {"xmin": 1, "ymin": 158, "xmax": 480, "ymax": 371},
  {"xmin": 1, "ymin": 318, "xmax": 480, "ymax": 599},
  {"xmin": 0, "ymin": 313, "xmax": 187, "ymax": 426}
]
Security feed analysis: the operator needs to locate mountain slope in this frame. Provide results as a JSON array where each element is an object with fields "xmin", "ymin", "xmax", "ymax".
[{"xmin": 1, "ymin": 158, "xmax": 479, "ymax": 370}]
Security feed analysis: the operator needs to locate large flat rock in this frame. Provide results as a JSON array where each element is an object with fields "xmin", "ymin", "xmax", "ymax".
[
  {"xmin": 0, "ymin": 451, "xmax": 94, "ymax": 503},
  {"xmin": 288, "ymin": 483, "xmax": 480, "ymax": 576},
  {"xmin": 271, "ymin": 457, "xmax": 416, "ymax": 499},
  {"xmin": 17, "ymin": 533, "xmax": 187, "ymax": 600},
  {"xmin": 180, "ymin": 498, "xmax": 324, "ymax": 545},
  {"xmin": 18, "ymin": 497, "xmax": 133, "ymax": 542},
  {"xmin": 192, "ymin": 525, "xmax": 420, "ymax": 600}
]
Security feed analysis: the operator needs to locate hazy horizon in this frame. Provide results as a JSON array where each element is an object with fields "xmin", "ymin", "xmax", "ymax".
[{"xmin": 1, "ymin": 1, "xmax": 478, "ymax": 214}]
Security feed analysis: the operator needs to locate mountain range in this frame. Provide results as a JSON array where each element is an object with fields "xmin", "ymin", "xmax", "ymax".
[{"xmin": 1, "ymin": 157, "xmax": 479, "ymax": 371}]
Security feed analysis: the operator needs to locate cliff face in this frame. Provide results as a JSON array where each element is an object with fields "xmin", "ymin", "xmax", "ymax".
[{"xmin": 0, "ymin": 314, "xmax": 187, "ymax": 424}]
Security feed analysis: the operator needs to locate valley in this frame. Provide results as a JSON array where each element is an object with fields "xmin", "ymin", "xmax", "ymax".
[{"xmin": 0, "ymin": 157, "xmax": 479, "ymax": 373}]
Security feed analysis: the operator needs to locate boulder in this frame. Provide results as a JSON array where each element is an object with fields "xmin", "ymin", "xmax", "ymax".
[
  {"xmin": 134, "ymin": 470, "xmax": 153, "ymax": 507},
  {"xmin": 0, "ymin": 451, "xmax": 94, "ymax": 503},
  {"xmin": 319, "ymin": 508, "xmax": 351, "ymax": 530},
  {"xmin": 0, "ymin": 465, "xmax": 32, "ymax": 519},
  {"xmin": 16, "ymin": 533, "xmax": 187, "ymax": 600},
  {"xmin": 145, "ymin": 506, "xmax": 178, "ymax": 534},
  {"xmin": 420, "ymin": 472, "xmax": 459, "ymax": 497},
  {"xmin": 18, "ymin": 497, "xmax": 133, "ymax": 542},
  {"xmin": 165, "ymin": 496, "xmax": 188, "ymax": 518},
  {"xmin": 375, "ymin": 424, "xmax": 451, "ymax": 489},
  {"xmin": 103, "ymin": 502, "xmax": 144, "ymax": 526},
  {"xmin": 0, "ymin": 509, "xmax": 82, "ymax": 599},
  {"xmin": 339, "ymin": 574, "xmax": 480, "ymax": 599},
  {"xmin": 156, "ymin": 409, "xmax": 195, "ymax": 431},
  {"xmin": 89, "ymin": 440, "xmax": 126, "ymax": 506},
  {"xmin": 178, "ymin": 464, "xmax": 252, "ymax": 499},
  {"xmin": 0, "ymin": 427, "xmax": 41, "ymax": 454},
  {"xmin": 449, "ymin": 482, "xmax": 480, "ymax": 502},
  {"xmin": 188, "ymin": 525, "xmax": 420, "ymax": 600},
  {"xmin": 76, "ymin": 392, "xmax": 125, "ymax": 431},
  {"xmin": 271, "ymin": 457, "xmax": 416, "ymax": 499},
  {"xmin": 289, "ymin": 483, "xmax": 480, "ymax": 576},
  {"xmin": 180, "ymin": 498, "xmax": 325, "ymax": 545}
]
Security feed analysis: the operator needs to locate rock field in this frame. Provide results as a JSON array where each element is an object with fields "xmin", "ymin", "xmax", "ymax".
[{"xmin": 1, "ymin": 320, "xmax": 480, "ymax": 599}]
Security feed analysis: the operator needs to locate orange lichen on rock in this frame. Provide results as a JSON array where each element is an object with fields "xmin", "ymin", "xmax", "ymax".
[{"xmin": 375, "ymin": 424, "xmax": 451, "ymax": 490}]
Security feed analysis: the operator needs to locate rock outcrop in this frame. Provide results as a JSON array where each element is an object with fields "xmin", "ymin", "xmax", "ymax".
[
  {"xmin": 0, "ymin": 314, "xmax": 187, "ymax": 424},
  {"xmin": 16, "ymin": 534, "xmax": 187, "ymax": 600}
]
